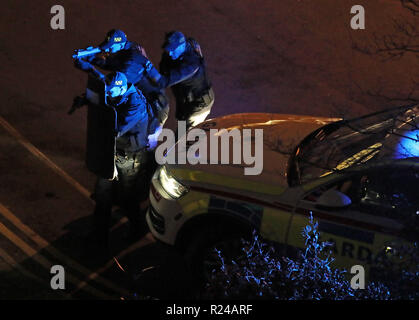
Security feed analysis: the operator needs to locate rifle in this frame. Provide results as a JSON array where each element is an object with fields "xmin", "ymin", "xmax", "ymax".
[{"xmin": 72, "ymin": 46, "xmax": 102, "ymax": 59}]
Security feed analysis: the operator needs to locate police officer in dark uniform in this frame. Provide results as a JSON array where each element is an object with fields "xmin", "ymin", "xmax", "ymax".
[
  {"xmin": 73, "ymin": 59, "xmax": 154, "ymax": 251},
  {"xmin": 158, "ymin": 31, "xmax": 214, "ymax": 129},
  {"xmin": 98, "ymin": 71, "xmax": 152, "ymax": 243},
  {"xmin": 85, "ymin": 29, "xmax": 169, "ymax": 127}
]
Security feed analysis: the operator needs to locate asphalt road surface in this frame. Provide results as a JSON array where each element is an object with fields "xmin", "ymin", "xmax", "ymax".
[{"xmin": 0, "ymin": 0, "xmax": 417, "ymax": 299}]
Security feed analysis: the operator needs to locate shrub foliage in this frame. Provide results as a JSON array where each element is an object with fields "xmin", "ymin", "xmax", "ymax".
[{"xmin": 202, "ymin": 214, "xmax": 417, "ymax": 300}]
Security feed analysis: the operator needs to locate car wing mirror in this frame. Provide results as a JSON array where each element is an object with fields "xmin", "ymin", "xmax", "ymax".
[{"xmin": 315, "ymin": 189, "xmax": 352, "ymax": 209}]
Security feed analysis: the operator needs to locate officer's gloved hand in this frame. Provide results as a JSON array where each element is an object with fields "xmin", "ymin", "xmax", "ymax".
[
  {"xmin": 148, "ymin": 125, "xmax": 163, "ymax": 150},
  {"xmin": 155, "ymin": 75, "xmax": 169, "ymax": 90},
  {"xmin": 68, "ymin": 94, "xmax": 88, "ymax": 115},
  {"xmin": 74, "ymin": 58, "xmax": 93, "ymax": 71}
]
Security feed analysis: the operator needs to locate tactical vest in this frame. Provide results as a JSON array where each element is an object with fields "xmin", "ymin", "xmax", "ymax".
[{"xmin": 170, "ymin": 39, "xmax": 212, "ymax": 103}]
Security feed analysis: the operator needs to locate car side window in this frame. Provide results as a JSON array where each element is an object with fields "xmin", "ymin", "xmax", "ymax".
[
  {"xmin": 358, "ymin": 166, "xmax": 419, "ymax": 220},
  {"xmin": 303, "ymin": 173, "xmax": 363, "ymax": 204},
  {"xmin": 304, "ymin": 166, "xmax": 419, "ymax": 221}
]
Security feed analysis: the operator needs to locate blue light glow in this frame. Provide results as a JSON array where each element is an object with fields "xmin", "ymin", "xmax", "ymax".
[
  {"xmin": 394, "ymin": 129, "xmax": 419, "ymax": 159},
  {"xmin": 167, "ymin": 42, "xmax": 186, "ymax": 60}
]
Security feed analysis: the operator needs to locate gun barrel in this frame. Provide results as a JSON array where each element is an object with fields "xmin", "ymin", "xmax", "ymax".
[{"xmin": 72, "ymin": 47, "xmax": 102, "ymax": 59}]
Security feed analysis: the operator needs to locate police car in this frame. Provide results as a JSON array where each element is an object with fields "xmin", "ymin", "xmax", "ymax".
[{"xmin": 146, "ymin": 105, "xmax": 419, "ymax": 278}]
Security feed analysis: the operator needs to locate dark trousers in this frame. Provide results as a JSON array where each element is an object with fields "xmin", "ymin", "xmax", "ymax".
[
  {"xmin": 176, "ymin": 88, "xmax": 214, "ymax": 130},
  {"xmin": 92, "ymin": 150, "xmax": 157, "ymax": 239}
]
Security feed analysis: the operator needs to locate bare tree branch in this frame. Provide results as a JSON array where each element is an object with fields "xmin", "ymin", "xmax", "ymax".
[
  {"xmin": 352, "ymin": 2, "xmax": 419, "ymax": 60},
  {"xmin": 401, "ymin": 0, "xmax": 419, "ymax": 15},
  {"xmin": 353, "ymin": 80, "xmax": 419, "ymax": 105}
]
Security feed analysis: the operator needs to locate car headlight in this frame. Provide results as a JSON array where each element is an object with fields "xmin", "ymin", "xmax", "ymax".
[{"xmin": 158, "ymin": 166, "xmax": 189, "ymax": 199}]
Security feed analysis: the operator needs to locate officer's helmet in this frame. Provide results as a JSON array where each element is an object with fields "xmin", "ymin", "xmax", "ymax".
[
  {"xmin": 105, "ymin": 72, "xmax": 128, "ymax": 103},
  {"xmin": 100, "ymin": 29, "xmax": 127, "ymax": 53},
  {"xmin": 163, "ymin": 31, "xmax": 186, "ymax": 59}
]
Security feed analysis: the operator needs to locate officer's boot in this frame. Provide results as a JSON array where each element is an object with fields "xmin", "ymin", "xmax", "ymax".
[
  {"xmin": 83, "ymin": 206, "xmax": 111, "ymax": 260},
  {"xmin": 92, "ymin": 219, "xmax": 110, "ymax": 250},
  {"xmin": 125, "ymin": 207, "xmax": 149, "ymax": 243},
  {"xmin": 86, "ymin": 178, "xmax": 114, "ymax": 258}
]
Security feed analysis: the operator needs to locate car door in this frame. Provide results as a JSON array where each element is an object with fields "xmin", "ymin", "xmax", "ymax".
[{"xmin": 286, "ymin": 165, "xmax": 418, "ymax": 278}]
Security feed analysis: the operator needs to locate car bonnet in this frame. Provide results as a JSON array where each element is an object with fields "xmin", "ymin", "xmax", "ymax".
[{"xmin": 166, "ymin": 113, "xmax": 341, "ymax": 196}]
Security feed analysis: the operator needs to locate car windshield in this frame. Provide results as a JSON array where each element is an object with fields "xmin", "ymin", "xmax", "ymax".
[{"xmin": 289, "ymin": 105, "xmax": 419, "ymax": 185}]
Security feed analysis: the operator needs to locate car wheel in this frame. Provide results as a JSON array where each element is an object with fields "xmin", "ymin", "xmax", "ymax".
[{"xmin": 184, "ymin": 227, "xmax": 249, "ymax": 285}]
